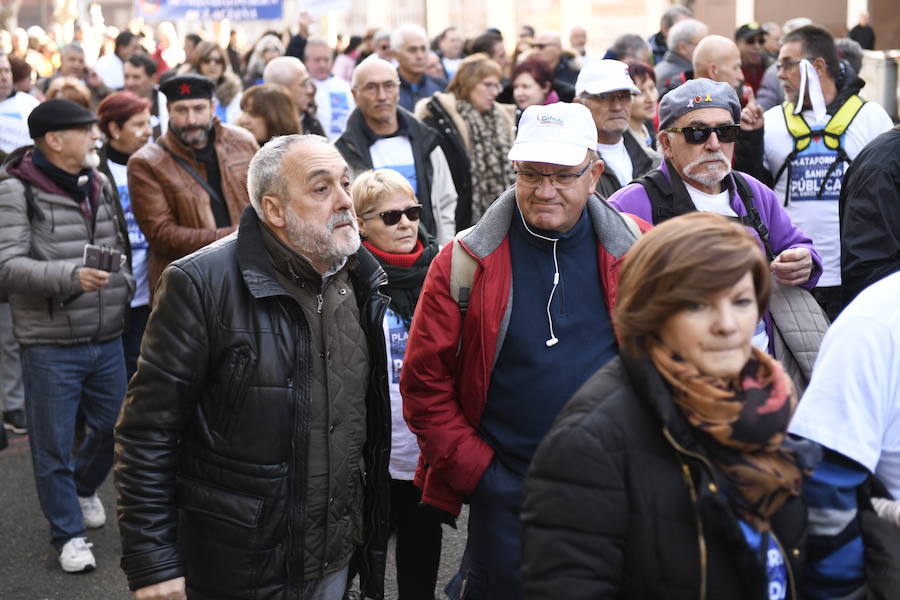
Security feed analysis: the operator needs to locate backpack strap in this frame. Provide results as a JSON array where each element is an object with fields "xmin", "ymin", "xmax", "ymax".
[
  {"xmin": 732, "ymin": 172, "xmax": 775, "ymax": 261},
  {"xmin": 631, "ymin": 169, "xmax": 675, "ymax": 224},
  {"xmin": 449, "ymin": 227, "xmax": 478, "ymax": 317}
]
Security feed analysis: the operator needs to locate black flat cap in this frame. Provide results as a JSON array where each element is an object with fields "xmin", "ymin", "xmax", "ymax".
[
  {"xmin": 160, "ymin": 74, "xmax": 215, "ymax": 102},
  {"xmin": 28, "ymin": 98, "xmax": 99, "ymax": 139}
]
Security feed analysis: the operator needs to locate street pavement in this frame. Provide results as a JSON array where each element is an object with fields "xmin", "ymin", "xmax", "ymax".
[{"xmin": 0, "ymin": 431, "xmax": 467, "ymax": 599}]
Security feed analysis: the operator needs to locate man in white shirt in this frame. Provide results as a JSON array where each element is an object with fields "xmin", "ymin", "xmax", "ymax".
[
  {"xmin": 94, "ymin": 31, "xmax": 140, "ymax": 91},
  {"xmin": 304, "ymin": 37, "xmax": 355, "ymax": 141},
  {"xmin": 574, "ymin": 59, "xmax": 661, "ymax": 199},
  {"xmin": 0, "ymin": 52, "xmax": 39, "ymax": 154},
  {"xmin": 762, "ymin": 25, "xmax": 893, "ymax": 320},
  {"xmin": 123, "ymin": 53, "xmax": 168, "ymax": 140}
]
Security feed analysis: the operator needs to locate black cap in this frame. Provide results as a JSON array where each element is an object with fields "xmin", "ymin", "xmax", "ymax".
[
  {"xmin": 28, "ymin": 98, "xmax": 99, "ymax": 139},
  {"xmin": 160, "ymin": 74, "xmax": 215, "ymax": 103},
  {"xmin": 735, "ymin": 22, "xmax": 767, "ymax": 42}
]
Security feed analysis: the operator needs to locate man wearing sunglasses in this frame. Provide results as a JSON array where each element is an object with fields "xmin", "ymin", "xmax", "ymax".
[
  {"xmin": 609, "ymin": 78, "xmax": 822, "ymax": 353},
  {"xmin": 574, "ymin": 59, "xmax": 661, "ymax": 199},
  {"xmin": 735, "ymin": 22, "xmax": 772, "ymax": 94},
  {"xmin": 402, "ymin": 102, "xmax": 648, "ymax": 600}
]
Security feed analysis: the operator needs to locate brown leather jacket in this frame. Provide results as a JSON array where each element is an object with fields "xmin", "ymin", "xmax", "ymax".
[{"xmin": 128, "ymin": 118, "xmax": 258, "ymax": 292}]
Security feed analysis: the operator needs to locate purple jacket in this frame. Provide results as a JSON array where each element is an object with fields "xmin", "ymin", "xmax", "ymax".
[{"xmin": 608, "ymin": 162, "xmax": 823, "ymax": 289}]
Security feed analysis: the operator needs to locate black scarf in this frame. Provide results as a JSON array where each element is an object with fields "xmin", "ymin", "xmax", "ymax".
[
  {"xmin": 367, "ymin": 232, "xmax": 439, "ymax": 324},
  {"xmin": 32, "ymin": 146, "xmax": 93, "ymax": 203}
]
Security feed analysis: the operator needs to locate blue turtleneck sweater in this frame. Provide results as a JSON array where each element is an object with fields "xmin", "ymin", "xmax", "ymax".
[{"xmin": 479, "ymin": 206, "xmax": 618, "ymax": 476}]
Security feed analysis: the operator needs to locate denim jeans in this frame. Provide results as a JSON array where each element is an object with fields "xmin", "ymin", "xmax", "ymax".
[{"xmin": 20, "ymin": 339, "xmax": 126, "ymax": 549}]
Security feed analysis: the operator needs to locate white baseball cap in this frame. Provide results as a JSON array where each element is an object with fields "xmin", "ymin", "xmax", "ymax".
[
  {"xmin": 575, "ymin": 59, "xmax": 641, "ymax": 96},
  {"xmin": 508, "ymin": 103, "xmax": 597, "ymax": 166}
]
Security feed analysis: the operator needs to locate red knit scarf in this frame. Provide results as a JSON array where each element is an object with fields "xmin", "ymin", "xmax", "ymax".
[{"xmin": 363, "ymin": 239, "xmax": 424, "ymax": 268}]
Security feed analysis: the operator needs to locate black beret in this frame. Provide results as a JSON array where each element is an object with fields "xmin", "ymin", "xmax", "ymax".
[
  {"xmin": 160, "ymin": 74, "xmax": 215, "ymax": 102},
  {"xmin": 28, "ymin": 98, "xmax": 99, "ymax": 139}
]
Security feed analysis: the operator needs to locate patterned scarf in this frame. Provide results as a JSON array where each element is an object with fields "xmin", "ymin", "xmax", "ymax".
[
  {"xmin": 457, "ymin": 98, "xmax": 514, "ymax": 222},
  {"xmin": 649, "ymin": 343, "xmax": 812, "ymax": 531}
]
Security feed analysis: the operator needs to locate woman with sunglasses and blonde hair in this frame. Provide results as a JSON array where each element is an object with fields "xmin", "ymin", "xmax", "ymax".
[
  {"xmin": 179, "ymin": 40, "xmax": 242, "ymax": 124},
  {"xmin": 351, "ymin": 168, "xmax": 444, "ymax": 599}
]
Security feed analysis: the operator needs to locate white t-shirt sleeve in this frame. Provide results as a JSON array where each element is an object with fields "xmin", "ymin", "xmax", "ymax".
[{"xmin": 790, "ymin": 313, "xmax": 897, "ymax": 475}]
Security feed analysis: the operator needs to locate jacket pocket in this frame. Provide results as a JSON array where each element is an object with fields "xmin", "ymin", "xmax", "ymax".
[
  {"xmin": 211, "ymin": 345, "xmax": 255, "ymax": 440},
  {"xmin": 177, "ymin": 474, "xmax": 263, "ymax": 530}
]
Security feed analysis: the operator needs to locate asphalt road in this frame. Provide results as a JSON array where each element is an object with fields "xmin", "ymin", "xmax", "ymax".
[{"xmin": 0, "ymin": 431, "xmax": 467, "ymax": 600}]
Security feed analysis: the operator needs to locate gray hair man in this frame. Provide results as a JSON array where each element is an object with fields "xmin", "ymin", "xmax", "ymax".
[
  {"xmin": 392, "ymin": 23, "xmax": 446, "ymax": 112},
  {"xmin": 647, "ymin": 4, "xmax": 693, "ymax": 64},
  {"xmin": 336, "ymin": 57, "xmax": 458, "ymax": 244},
  {"xmin": 575, "ymin": 59, "xmax": 661, "ymax": 198},
  {"xmin": 115, "ymin": 134, "xmax": 392, "ymax": 600},
  {"xmin": 0, "ymin": 98, "xmax": 132, "ymax": 574},
  {"xmin": 655, "ymin": 18, "xmax": 708, "ymax": 97},
  {"xmin": 401, "ymin": 102, "xmax": 646, "ymax": 600}
]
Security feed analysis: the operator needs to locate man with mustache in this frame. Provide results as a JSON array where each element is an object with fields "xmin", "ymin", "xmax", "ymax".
[
  {"xmin": 0, "ymin": 99, "xmax": 132, "ymax": 573},
  {"xmin": 116, "ymin": 135, "xmax": 393, "ymax": 600},
  {"xmin": 608, "ymin": 79, "xmax": 821, "ymax": 353},
  {"xmin": 574, "ymin": 59, "xmax": 661, "ymax": 199},
  {"xmin": 336, "ymin": 57, "xmax": 458, "ymax": 244},
  {"xmin": 127, "ymin": 74, "xmax": 257, "ymax": 293}
]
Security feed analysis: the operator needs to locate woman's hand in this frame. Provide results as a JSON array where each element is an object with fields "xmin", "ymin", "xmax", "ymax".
[
  {"xmin": 134, "ymin": 577, "xmax": 186, "ymax": 600},
  {"xmin": 771, "ymin": 248, "xmax": 813, "ymax": 286}
]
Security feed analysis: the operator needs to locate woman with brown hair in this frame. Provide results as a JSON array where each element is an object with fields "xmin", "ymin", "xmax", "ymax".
[
  {"xmin": 521, "ymin": 212, "xmax": 819, "ymax": 600},
  {"xmin": 415, "ymin": 52, "xmax": 516, "ymax": 230},
  {"xmin": 236, "ymin": 84, "xmax": 300, "ymax": 145},
  {"xmin": 179, "ymin": 40, "xmax": 242, "ymax": 124}
]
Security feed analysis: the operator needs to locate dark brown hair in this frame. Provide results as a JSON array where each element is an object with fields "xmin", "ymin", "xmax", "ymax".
[
  {"xmin": 240, "ymin": 84, "xmax": 301, "ymax": 142},
  {"xmin": 614, "ymin": 212, "xmax": 771, "ymax": 358}
]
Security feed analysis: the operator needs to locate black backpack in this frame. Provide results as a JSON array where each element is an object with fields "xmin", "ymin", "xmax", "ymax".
[{"xmin": 631, "ymin": 168, "xmax": 775, "ymax": 261}]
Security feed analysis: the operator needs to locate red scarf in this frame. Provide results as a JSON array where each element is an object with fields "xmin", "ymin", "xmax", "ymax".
[{"xmin": 363, "ymin": 239, "xmax": 424, "ymax": 268}]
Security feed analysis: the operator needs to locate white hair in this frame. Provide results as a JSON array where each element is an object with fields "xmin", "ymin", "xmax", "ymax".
[
  {"xmin": 667, "ymin": 19, "xmax": 707, "ymax": 53},
  {"xmin": 263, "ymin": 55, "xmax": 306, "ymax": 85},
  {"xmin": 350, "ymin": 57, "xmax": 395, "ymax": 88},
  {"xmin": 390, "ymin": 24, "xmax": 427, "ymax": 52},
  {"xmin": 247, "ymin": 134, "xmax": 327, "ymax": 221}
]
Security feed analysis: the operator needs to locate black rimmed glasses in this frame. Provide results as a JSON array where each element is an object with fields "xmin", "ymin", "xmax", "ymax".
[
  {"xmin": 514, "ymin": 160, "xmax": 596, "ymax": 189},
  {"xmin": 665, "ymin": 125, "xmax": 740, "ymax": 144},
  {"xmin": 775, "ymin": 59, "xmax": 802, "ymax": 72},
  {"xmin": 364, "ymin": 205, "xmax": 423, "ymax": 226}
]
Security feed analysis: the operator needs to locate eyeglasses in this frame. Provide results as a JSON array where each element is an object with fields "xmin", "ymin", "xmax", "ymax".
[
  {"xmin": 356, "ymin": 80, "xmax": 399, "ymax": 95},
  {"xmin": 665, "ymin": 125, "xmax": 740, "ymax": 144},
  {"xmin": 775, "ymin": 59, "xmax": 802, "ymax": 71},
  {"xmin": 515, "ymin": 160, "xmax": 595, "ymax": 189},
  {"xmin": 745, "ymin": 35, "xmax": 766, "ymax": 45},
  {"xmin": 202, "ymin": 56, "xmax": 225, "ymax": 65},
  {"xmin": 364, "ymin": 205, "xmax": 423, "ymax": 225},
  {"xmin": 584, "ymin": 90, "xmax": 634, "ymax": 103}
]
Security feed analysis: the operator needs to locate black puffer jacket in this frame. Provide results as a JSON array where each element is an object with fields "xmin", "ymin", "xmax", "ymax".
[
  {"xmin": 115, "ymin": 207, "xmax": 392, "ymax": 599},
  {"xmin": 522, "ymin": 355, "xmax": 806, "ymax": 600}
]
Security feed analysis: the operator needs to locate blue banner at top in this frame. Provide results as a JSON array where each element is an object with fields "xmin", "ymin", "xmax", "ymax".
[{"xmin": 135, "ymin": 0, "xmax": 283, "ymax": 22}]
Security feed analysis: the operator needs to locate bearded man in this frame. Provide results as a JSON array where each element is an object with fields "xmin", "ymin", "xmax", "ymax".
[
  {"xmin": 608, "ymin": 78, "xmax": 821, "ymax": 353},
  {"xmin": 115, "ymin": 134, "xmax": 392, "ymax": 600},
  {"xmin": 128, "ymin": 74, "xmax": 258, "ymax": 293}
]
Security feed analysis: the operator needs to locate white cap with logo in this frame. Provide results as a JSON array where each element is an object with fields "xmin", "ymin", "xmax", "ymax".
[
  {"xmin": 508, "ymin": 103, "xmax": 597, "ymax": 166},
  {"xmin": 575, "ymin": 59, "xmax": 641, "ymax": 96}
]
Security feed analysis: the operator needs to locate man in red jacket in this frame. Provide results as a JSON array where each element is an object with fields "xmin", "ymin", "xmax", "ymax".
[{"xmin": 401, "ymin": 102, "xmax": 648, "ymax": 600}]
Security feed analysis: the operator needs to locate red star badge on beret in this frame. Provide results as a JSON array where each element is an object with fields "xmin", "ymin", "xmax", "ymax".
[{"xmin": 179, "ymin": 83, "xmax": 192, "ymax": 95}]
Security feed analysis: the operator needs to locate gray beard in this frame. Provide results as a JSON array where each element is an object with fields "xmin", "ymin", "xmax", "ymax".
[
  {"xmin": 283, "ymin": 209, "xmax": 361, "ymax": 268},
  {"xmin": 82, "ymin": 150, "xmax": 100, "ymax": 170},
  {"xmin": 683, "ymin": 152, "xmax": 732, "ymax": 187}
]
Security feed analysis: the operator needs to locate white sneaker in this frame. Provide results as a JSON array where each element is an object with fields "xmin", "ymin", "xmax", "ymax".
[
  {"xmin": 78, "ymin": 494, "xmax": 106, "ymax": 528},
  {"xmin": 58, "ymin": 537, "xmax": 96, "ymax": 573}
]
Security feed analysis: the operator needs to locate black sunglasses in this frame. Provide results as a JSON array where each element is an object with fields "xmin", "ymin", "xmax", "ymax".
[
  {"xmin": 365, "ymin": 205, "xmax": 423, "ymax": 226},
  {"xmin": 665, "ymin": 125, "xmax": 740, "ymax": 144}
]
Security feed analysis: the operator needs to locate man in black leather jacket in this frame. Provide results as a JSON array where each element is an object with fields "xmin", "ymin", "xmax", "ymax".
[{"xmin": 115, "ymin": 134, "xmax": 392, "ymax": 600}]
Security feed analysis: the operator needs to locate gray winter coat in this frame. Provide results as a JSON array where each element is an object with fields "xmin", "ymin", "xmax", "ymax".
[{"xmin": 0, "ymin": 147, "xmax": 132, "ymax": 345}]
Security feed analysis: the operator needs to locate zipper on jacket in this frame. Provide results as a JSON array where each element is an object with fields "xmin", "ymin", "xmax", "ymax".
[
  {"xmin": 664, "ymin": 428, "xmax": 709, "ymax": 600},
  {"xmin": 770, "ymin": 529, "xmax": 798, "ymax": 599}
]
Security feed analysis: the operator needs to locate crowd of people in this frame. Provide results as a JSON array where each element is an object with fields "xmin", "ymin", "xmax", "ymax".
[{"xmin": 0, "ymin": 6, "xmax": 899, "ymax": 600}]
